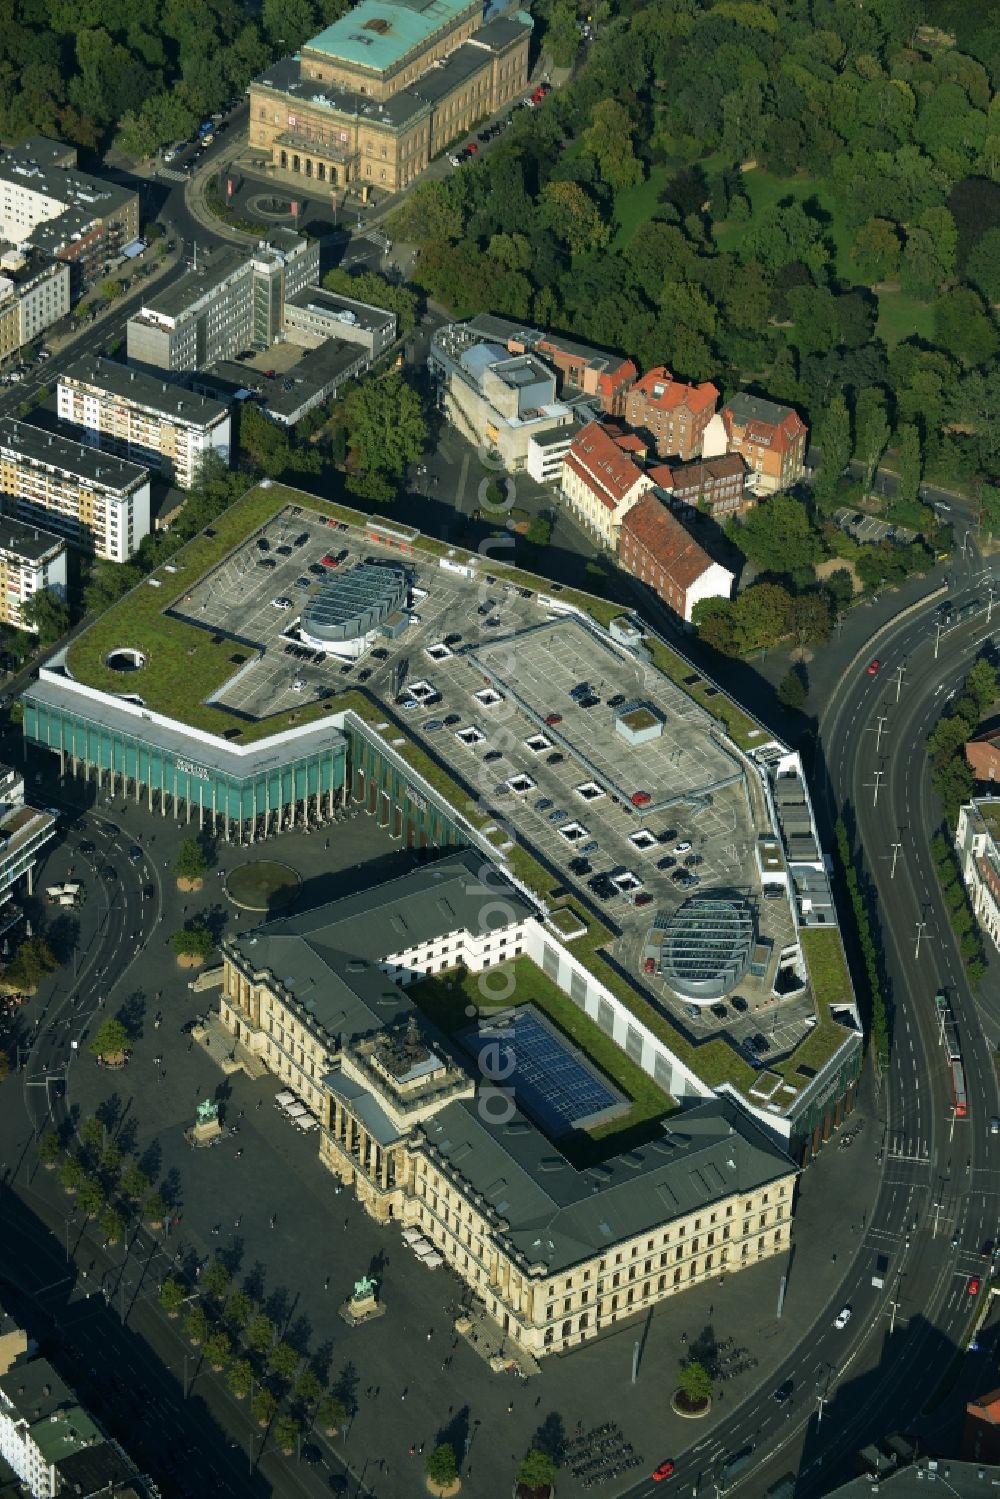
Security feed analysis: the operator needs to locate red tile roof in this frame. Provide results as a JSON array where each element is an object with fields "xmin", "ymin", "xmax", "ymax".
[
  {"xmin": 564, "ymin": 421, "xmax": 648, "ymax": 512},
  {"xmin": 632, "ymin": 367, "xmax": 719, "ymax": 417},
  {"xmin": 619, "ymin": 494, "xmax": 716, "ymax": 592},
  {"xmin": 656, "ymin": 454, "xmax": 746, "ymax": 493},
  {"xmin": 723, "ymin": 396, "xmax": 806, "ymax": 456}
]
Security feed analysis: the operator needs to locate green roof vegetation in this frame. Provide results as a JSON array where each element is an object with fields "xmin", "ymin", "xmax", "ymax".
[{"xmin": 408, "ymin": 958, "xmax": 676, "ymax": 1159}]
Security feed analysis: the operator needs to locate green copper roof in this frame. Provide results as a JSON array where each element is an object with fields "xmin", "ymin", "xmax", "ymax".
[{"xmin": 304, "ymin": 0, "xmax": 478, "ymax": 73}]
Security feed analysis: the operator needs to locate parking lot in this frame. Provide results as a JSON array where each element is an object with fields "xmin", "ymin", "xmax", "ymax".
[{"xmin": 173, "ymin": 510, "xmax": 816, "ymax": 1058}]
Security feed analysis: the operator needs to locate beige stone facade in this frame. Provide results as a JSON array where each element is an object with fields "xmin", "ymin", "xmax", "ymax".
[
  {"xmin": 248, "ymin": 5, "xmax": 531, "ymax": 195},
  {"xmin": 219, "ymin": 938, "xmax": 796, "ymax": 1360}
]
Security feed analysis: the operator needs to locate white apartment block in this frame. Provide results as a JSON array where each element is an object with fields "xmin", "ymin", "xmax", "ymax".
[
  {"xmin": 58, "ymin": 357, "xmax": 231, "ymax": 489},
  {"xmin": 955, "ymin": 799, "xmax": 1000, "ymax": 950},
  {"xmin": 0, "ymin": 518, "xmax": 66, "ymax": 632},
  {"xmin": 0, "ymin": 250, "xmax": 70, "ymax": 359},
  {"xmin": 0, "ymin": 419, "xmax": 150, "ymax": 562}
]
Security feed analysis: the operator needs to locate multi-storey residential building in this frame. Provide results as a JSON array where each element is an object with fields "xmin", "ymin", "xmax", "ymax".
[
  {"xmin": 126, "ymin": 232, "xmax": 319, "ymax": 374},
  {"xmin": 618, "ymin": 492, "xmax": 734, "ymax": 623},
  {"xmin": 955, "ymin": 799, "xmax": 1000, "ymax": 951},
  {"xmin": 220, "ymin": 849, "xmax": 797, "ymax": 1359},
  {"xmin": 0, "ymin": 518, "xmax": 66, "ymax": 632},
  {"xmin": 0, "ymin": 420, "xmax": 150, "ymax": 561},
  {"xmin": 57, "ymin": 357, "xmax": 231, "ymax": 490},
  {"xmin": 533, "ymin": 333, "xmax": 637, "ymax": 416},
  {"xmin": 720, "ymin": 393, "xmax": 807, "ymax": 495},
  {"xmin": 249, "ymin": 0, "xmax": 531, "ymax": 196},
  {"xmin": 0, "ymin": 248, "xmax": 70, "ymax": 361},
  {"xmin": 0, "ymin": 1355, "xmax": 146, "ymax": 1498},
  {"xmin": 0, "ymin": 137, "xmax": 139, "ymax": 296},
  {"xmin": 560, "ymin": 421, "xmax": 655, "ymax": 548},
  {"xmin": 430, "ymin": 324, "xmax": 572, "ymax": 470},
  {"xmin": 0, "ymin": 763, "xmax": 59, "ymax": 913},
  {"xmin": 624, "ymin": 367, "xmax": 719, "ymax": 460},
  {"xmin": 655, "ymin": 453, "xmax": 750, "ymax": 519}
]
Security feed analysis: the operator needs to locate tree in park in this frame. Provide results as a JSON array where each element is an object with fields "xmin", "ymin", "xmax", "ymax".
[
  {"xmin": 425, "ymin": 1443, "xmax": 459, "ymax": 1487},
  {"xmin": 227, "ymin": 1358, "xmax": 253, "ymax": 1400},
  {"xmin": 174, "ymin": 837, "xmax": 207, "ymax": 885},
  {"xmin": 58, "ymin": 1155, "xmax": 86, "ymax": 1194},
  {"xmin": 582, "ymin": 98, "xmax": 643, "ymax": 192},
  {"xmin": 966, "ymin": 227, "xmax": 1000, "ymax": 304},
  {"xmin": 545, "ymin": 0, "xmax": 581, "ymax": 66},
  {"xmin": 777, "ymin": 667, "xmax": 807, "ymax": 710},
  {"xmin": 317, "ymin": 1393, "xmax": 346, "ymax": 1434},
  {"xmin": 852, "ymin": 387, "xmax": 890, "ymax": 494},
  {"xmin": 100, "ymin": 1142, "xmax": 123, "ymax": 1181},
  {"xmin": 788, "ymin": 592, "xmax": 832, "ymax": 650},
  {"xmin": 225, "ymin": 1289, "xmax": 253, "ymax": 1331},
  {"xmin": 539, "ymin": 180, "xmax": 610, "ymax": 257},
  {"xmin": 516, "ymin": 1449, "xmax": 557, "ymax": 1491},
  {"xmin": 120, "ymin": 1164, "xmax": 149, "ymax": 1202},
  {"xmin": 204, "ymin": 1330, "xmax": 231, "ymax": 1371},
  {"xmin": 77, "ymin": 1176, "xmax": 106, "ymax": 1219},
  {"xmin": 19, "ymin": 590, "xmax": 69, "ymax": 646},
  {"xmin": 79, "ymin": 1116, "xmax": 105, "ymax": 1151},
  {"xmin": 5, "ymin": 933, "xmax": 58, "ymax": 990},
  {"xmin": 169, "ymin": 921, "xmax": 214, "ymax": 963},
  {"xmin": 273, "ymin": 1412, "xmax": 300, "ymax": 1455},
  {"xmin": 143, "ymin": 1192, "xmax": 168, "ymax": 1227},
  {"xmin": 341, "ymin": 372, "xmax": 427, "ymax": 503},
  {"xmin": 814, "ymin": 392, "xmax": 851, "ymax": 505},
  {"xmin": 201, "ymin": 1259, "xmax": 231, "ymax": 1302},
  {"xmin": 159, "ymin": 1277, "xmax": 185, "ymax": 1317},
  {"xmin": 38, "ymin": 1131, "xmax": 61, "ymax": 1167},
  {"xmin": 729, "ymin": 494, "xmax": 821, "ymax": 577},
  {"xmin": 99, "ymin": 1206, "xmax": 125, "ymax": 1244},
  {"xmin": 246, "ymin": 1312, "xmax": 275, "ymax": 1354},
  {"xmin": 89, "ymin": 1015, "xmax": 130, "ymax": 1061},
  {"xmin": 295, "ymin": 1367, "xmax": 322, "ymax": 1408},
  {"xmin": 252, "ymin": 1388, "xmax": 278, "ymax": 1428},
  {"xmin": 184, "ymin": 1303, "xmax": 209, "ymax": 1346},
  {"xmin": 933, "ymin": 288, "xmax": 999, "ymax": 368},
  {"xmin": 893, "ymin": 423, "xmax": 923, "ymax": 506},
  {"xmin": 676, "ymin": 1359, "xmax": 713, "ymax": 1405},
  {"xmin": 268, "ymin": 1340, "xmax": 300, "ymax": 1383},
  {"xmin": 850, "ymin": 218, "xmax": 902, "ymax": 284}
]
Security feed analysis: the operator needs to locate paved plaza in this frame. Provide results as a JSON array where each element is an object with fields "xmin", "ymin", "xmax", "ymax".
[{"xmin": 15, "ymin": 776, "xmax": 887, "ymax": 1499}]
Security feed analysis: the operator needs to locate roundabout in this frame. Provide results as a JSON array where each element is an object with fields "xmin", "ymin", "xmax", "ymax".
[{"xmin": 224, "ymin": 860, "xmax": 300, "ymax": 912}]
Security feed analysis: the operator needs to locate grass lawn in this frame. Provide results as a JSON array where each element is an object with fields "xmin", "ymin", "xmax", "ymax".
[
  {"xmin": 611, "ymin": 162, "xmax": 672, "ymax": 250},
  {"xmin": 713, "ymin": 168, "xmax": 852, "ymax": 279},
  {"xmin": 875, "ymin": 288, "xmax": 935, "ymax": 347},
  {"xmin": 407, "ymin": 958, "xmax": 676, "ymax": 1156}
]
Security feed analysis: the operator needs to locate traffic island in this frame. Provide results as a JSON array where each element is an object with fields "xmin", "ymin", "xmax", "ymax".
[{"xmin": 670, "ymin": 1390, "xmax": 712, "ymax": 1418}]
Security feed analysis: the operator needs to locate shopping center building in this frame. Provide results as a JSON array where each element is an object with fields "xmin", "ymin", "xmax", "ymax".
[{"xmin": 19, "ymin": 482, "xmax": 863, "ymax": 1173}]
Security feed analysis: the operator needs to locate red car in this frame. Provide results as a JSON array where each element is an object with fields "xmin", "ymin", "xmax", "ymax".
[
  {"xmin": 867, "ymin": 658, "xmax": 880, "ymax": 676},
  {"xmin": 643, "ymin": 957, "xmax": 656, "ymax": 974},
  {"xmin": 652, "ymin": 1460, "xmax": 675, "ymax": 1482},
  {"xmin": 544, "ymin": 712, "xmax": 562, "ymax": 726},
  {"xmin": 466, "ymin": 142, "xmax": 478, "ymax": 153},
  {"xmin": 321, "ymin": 553, "xmax": 337, "ymax": 567},
  {"xmin": 968, "ymin": 1277, "xmax": 981, "ymax": 1295}
]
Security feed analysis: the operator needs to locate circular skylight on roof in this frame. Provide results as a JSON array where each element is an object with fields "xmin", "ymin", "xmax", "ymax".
[{"xmin": 660, "ymin": 891, "xmax": 754, "ymax": 1002}]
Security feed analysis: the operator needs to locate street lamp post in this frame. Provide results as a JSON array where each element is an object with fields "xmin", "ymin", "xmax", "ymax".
[{"xmin": 890, "ymin": 841, "xmax": 902, "ymax": 879}]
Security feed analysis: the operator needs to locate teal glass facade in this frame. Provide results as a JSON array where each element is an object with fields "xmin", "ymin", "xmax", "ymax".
[{"xmin": 23, "ymin": 696, "xmax": 347, "ymax": 829}]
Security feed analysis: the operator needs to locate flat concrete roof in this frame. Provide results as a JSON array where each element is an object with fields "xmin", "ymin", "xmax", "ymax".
[
  {"xmin": 0, "ymin": 418, "xmax": 147, "ymax": 492},
  {"xmin": 59, "ymin": 356, "xmax": 229, "ymax": 427},
  {"xmin": 288, "ymin": 285, "xmax": 396, "ymax": 333},
  {"xmin": 0, "ymin": 516, "xmax": 64, "ymax": 563}
]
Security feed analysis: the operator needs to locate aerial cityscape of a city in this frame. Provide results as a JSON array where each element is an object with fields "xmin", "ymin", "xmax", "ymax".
[{"xmin": 0, "ymin": 1, "xmax": 998, "ymax": 1497}]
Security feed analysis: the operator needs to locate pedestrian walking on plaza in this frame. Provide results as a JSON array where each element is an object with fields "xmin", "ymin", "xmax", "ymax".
[
  {"xmin": 344, "ymin": 1217, "xmax": 349, "ymax": 1231},
  {"xmin": 256, "ymin": 1099, "xmax": 262, "ymax": 1110},
  {"xmin": 324, "ymin": 1276, "xmax": 330, "ymax": 1291},
  {"xmin": 234, "ymin": 1215, "xmax": 242, "ymax": 1229}
]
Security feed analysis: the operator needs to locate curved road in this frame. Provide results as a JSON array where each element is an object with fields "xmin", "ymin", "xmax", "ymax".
[{"xmin": 611, "ymin": 560, "xmax": 1000, "ymax": 1498}]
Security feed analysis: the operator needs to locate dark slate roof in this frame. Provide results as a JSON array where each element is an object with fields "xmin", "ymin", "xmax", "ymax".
[{"xmin": 424, "ymin": 1094, "xmax": 794, "ymax": 1272}]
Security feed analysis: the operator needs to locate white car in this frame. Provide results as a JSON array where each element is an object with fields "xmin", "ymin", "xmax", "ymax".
[
  {"xmin": 447, "ymin": 153, "xmax": 460, "ymax": 167},
  {"xmin": 673, "ymin": 840, "xmax": 692, "ymax": 855},
  {"xmin": 834, "ymin": 1306, "xmax": 852, "ymax": 1329},
  {"xmin": 271, "ymin": 596, "xmax": 291, "ymax": 610}
]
